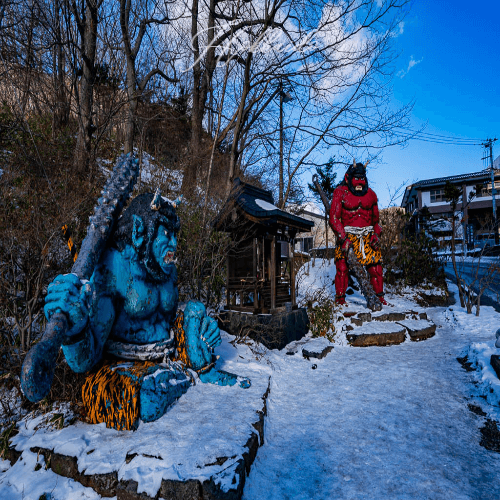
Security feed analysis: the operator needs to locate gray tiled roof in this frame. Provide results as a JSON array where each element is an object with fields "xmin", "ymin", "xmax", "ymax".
[{"xmin": 412, "ymin": 169, "xmax": 498, "ymax": 188}]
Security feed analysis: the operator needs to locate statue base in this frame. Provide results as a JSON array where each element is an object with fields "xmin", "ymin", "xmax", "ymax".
[{"xmin": 218, "ymin": 308, "xmax": 309, "ymax": 350}]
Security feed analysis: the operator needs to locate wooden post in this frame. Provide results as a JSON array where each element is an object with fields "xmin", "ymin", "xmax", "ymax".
[
  {"xmin": 253, "ymin": 237, "xmax": 258, "ymax": 312},
  {"xmin": 262, "ymin": 237, "xmax": 266, "ymax": 280},
  {"xmin": 290, "ymin": 240, "xmax": 296, "ymax": 306},
  {"xmin": 271, "ymin": 236, "xmax": 276, "ymax": 310}
]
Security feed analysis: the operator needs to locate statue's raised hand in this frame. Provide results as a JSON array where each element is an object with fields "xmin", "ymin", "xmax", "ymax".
[{"xmin": 44, "ymin": 273, "xmax": 91, "ymax": 340}]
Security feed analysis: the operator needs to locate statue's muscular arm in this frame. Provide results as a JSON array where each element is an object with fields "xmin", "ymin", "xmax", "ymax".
[
  {"xmin": 371, "ymin": 193, "xmax": 382, "ymax": 236},
  {"xmin": 329, "ymin": 187, "xmax": 347, "ymax": 241},
  {"xmin": 61, "ymin": 252, "xmax": 118, "ymax": 373}
]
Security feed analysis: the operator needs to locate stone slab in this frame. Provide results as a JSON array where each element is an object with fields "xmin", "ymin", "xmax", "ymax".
[
  {"xmin": 396, "ymin": 319, "xmax": 436, "ymax": 341},
  {"xmin": 218, "ymin": 309, "xmax": 309, "ymax": 350},
  {"xmin": 346, "ymin": 322, "xmax": 406, "ymax": 347},
  {"xmin": 371, "ymin": 312, "xmax": 406, "ymax": 322},
  {"xmin": 302, "ymin": 346, "xmax": 334, "ymax": 360}
]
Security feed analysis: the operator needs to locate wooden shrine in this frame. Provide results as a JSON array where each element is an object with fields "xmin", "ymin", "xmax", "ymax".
[
  {"xmin": 216, "ymin": 179, "xmax": 313, "ymax": 314},
  {"xmin": 215, "ymin": 179, "xmax": 313, "ymax": 348}
]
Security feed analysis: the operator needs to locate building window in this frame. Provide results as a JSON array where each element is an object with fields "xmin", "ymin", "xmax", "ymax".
[
  {"xmin": 430, "ymin": 188, "xmax": 446, "ymax": 203},
  {"xmin": 476, "ymin": 180, "xmax": 500, "ymax": 198}
]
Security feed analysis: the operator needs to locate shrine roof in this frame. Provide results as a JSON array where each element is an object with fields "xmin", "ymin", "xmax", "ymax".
[{"xmin": 216, "ymin": 178, "xmax": 314, "ymax": 233}]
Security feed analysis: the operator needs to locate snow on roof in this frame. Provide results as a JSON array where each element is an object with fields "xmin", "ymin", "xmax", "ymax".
[
  {"xmin": 414, "ymin": 168, "xmax": 498, "ymax": 187},
  {"xmin": 255, "ymin": 198, "xmax": 279, "ymax": 211}
]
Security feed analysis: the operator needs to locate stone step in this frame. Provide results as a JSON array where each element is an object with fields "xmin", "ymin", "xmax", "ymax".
[
  {"xmin": 346, "ymin": 322, "xmax": 407, "ymax": 347},
  {"xmin": 396, "ymin": 319, "xmax": 436, "ymax": 341},
  {"xmin": 345, "ymin": 318, "xmax": 436, "ymax": 347},
  {"xmin": 347, "ymin": 310, "xmax": 428, "ymax": 327}
]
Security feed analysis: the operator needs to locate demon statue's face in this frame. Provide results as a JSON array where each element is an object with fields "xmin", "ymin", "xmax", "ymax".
[
  {"xmin": 344, "ymin": 161, "xmax": 369, "ymax": 197},
  {"xmin": 113, "ymin": 192, "xmax": 181, "ymax": 281}
]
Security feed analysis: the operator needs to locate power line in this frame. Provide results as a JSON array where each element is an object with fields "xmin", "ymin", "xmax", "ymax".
[
  {"xmin": 390, "ymin": 128, "xmax": 483, "ymax": 146},
  {"xmin": 346, "ymin": 116, "xmax": 484, "ymax": 146}
]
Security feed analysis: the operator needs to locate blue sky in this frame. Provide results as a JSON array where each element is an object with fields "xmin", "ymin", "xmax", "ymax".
[{"xmin": 361, "ymin": 0, "xmax": 500, "ymax": 207}]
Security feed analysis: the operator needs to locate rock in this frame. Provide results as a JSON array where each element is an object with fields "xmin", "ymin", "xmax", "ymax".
[
  {"xmin": 491, "ymin": 355, "xmax": 500, "ymax": 380},
  {"xmin": 396, "ymin": 320, "xmax": 436, "ymax": 341},
  {"xmin": 303, "ymin": 346, "xmax": 334, "ymax": 360},
  {"xmin": 347, "ymin": 322, "xmax": 406, "ymax": 347},
  {"xmin": 350, "ymin": 312, "xmax": 373, "ymax": 326},
  {"xmin": 416, "ymin": 291, "xmax": 454, "ymax": 307},
  {"xmin": 30, "ymin": 447, "xmax": 119, "ymax": 497},
  {"xmin": 495, "ymin": 329, "xmax": 500, "ymax": 348},
  {"xmin": 371, "ymin": 312, "xmax": 406, "ymax": 322},
  {"xmin": 357, "ymin": 313, "xmax": 372, "ymax": 322}
]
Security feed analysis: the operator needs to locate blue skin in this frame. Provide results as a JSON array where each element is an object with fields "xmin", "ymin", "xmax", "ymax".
[{"xmin": 44, "ymin": 218, "xmax": 249, "ymax": 402}]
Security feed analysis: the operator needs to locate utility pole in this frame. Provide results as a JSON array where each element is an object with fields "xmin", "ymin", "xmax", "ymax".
[
  {"xmin": 279, "ymin": 81, "xmax": 284, "ymax": 209},
  {"xmin": 278, "ymin": 82, "xmax": 293, "ymax": 209},
  {"xmin": 483, "ymin": 138, "xmax": 498, "ymax": 244}
]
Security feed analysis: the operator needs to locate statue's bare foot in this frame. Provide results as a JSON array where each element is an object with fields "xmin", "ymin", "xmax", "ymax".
[
  {"xmin": 199, "ymin": 367, "xmax": 251, "ymax": 389},
  {"xmin": 377, "ymin": 295, "xmax": 388, "ymax": 305},
  {"xmin": 336, "ymin": 296, "xmax": 348, "ymax": 306}
]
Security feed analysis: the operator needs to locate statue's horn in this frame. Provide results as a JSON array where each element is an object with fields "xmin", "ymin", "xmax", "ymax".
[
  {"xmin": 353, "ymin": 159, "xmax": 356, "ymax": 168},
  {"xmin": 364, "ymin": 160, "xmax": 369, "ymax": 168},
  {"xmin": 172, "ymin": 194, "xmax": 183, "ymax": 208},
  {"xmin": 150, "ymin": 188, "xmax": 162, "ymax": 211}
]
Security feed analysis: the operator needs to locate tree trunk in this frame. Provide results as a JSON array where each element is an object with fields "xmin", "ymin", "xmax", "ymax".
[
  {"xmin": 226, "ymin": 53, "xmax": 252, "ymax": 197},
  {"xmin": 183, "ymin": 0, "xmax": 216, "ymax": 193},
  {"xmin": 325, "ymin": 214, "xmax": 329, "ymax": 263},
  {"xmin": 450, "ymin": 214, "xmax": 465, "ymax": 308},
  {"xmin": 52, "ymin": 0, "xmax": 69, "ymax": 135},
  {"xmin": 73, "ymin": 0, "xmax": 98, "ymax": 175},
  {"xmin": 124, "ymin": 60, "xmax": 137, "ymax": 154}
]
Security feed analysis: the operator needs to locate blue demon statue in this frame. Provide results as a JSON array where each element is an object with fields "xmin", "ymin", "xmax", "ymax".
[{"xmin": 41, "ymin": 192, "xmax": 249, "ymax": 430}]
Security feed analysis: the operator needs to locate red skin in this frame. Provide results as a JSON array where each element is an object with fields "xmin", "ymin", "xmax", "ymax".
[{"xmin": 329, "ymin": 182, "xmax": 384, "ymax": 301}]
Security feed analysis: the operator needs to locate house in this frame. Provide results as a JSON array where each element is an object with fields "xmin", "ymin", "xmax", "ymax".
[
  {"xmin": 294, "ymin": 201, "xmax": 336, "ymax": 256},
  {"xmin": 401, "ymin": 161, "xmax": 500, "ymax": 247}
]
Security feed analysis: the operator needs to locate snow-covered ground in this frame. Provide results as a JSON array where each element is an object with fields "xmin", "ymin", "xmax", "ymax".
[
  {"xmin": 244, "ymin": 260, "xmax": 500, "ymax": 500},
  {"xmin": 2, "ymin": 259, "xmax": 500, "ymax": 499}
]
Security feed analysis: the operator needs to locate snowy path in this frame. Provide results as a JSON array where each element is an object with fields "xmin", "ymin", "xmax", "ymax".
[{"xmin": 243, "ymin": 300, "xmax": 500, "ymax": 500}]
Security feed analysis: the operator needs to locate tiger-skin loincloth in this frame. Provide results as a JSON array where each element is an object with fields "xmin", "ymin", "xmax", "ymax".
[
  {"xmin": 81, "ymin": 310, "xmax": 196, "ymax": 431},
  {"xmin": 334, "ymin": 231, "xmax": 382, "ymax": 266}
]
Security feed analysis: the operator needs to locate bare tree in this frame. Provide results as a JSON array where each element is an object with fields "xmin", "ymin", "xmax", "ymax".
[
  {"xmin": 172, "ymin": 0, "xmax": 412, "ymax": 207},
  {"xmin": 65, "ymin": 0, "xmax": 103, "ymax": 174},
  {"xmin": 118, "ymin": 0, "xmax": 179, "ymax": 154}
]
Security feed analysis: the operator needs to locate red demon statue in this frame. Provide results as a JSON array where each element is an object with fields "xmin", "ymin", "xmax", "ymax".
[{"xmin": 329, "ymin": 160, "xmax": 385, "ymax": 306}]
